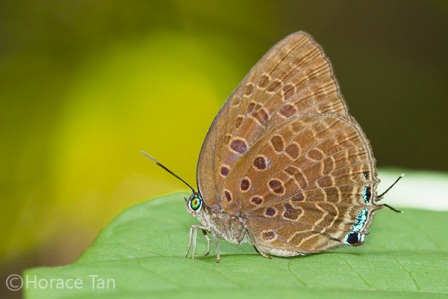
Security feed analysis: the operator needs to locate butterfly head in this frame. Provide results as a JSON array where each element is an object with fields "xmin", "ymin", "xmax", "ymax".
[{"xmin": 186, "ymin": 192, "xmax": 203, "ymax": 216}]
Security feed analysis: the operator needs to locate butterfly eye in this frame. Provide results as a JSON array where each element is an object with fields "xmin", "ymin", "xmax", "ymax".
[{"xmin": 189, "ymin": 196, "xmax": 202, "ymax": 211}]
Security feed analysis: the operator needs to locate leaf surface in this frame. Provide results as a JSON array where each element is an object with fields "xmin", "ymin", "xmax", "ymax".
[{"xmin": 25, "ymin": 192, "xmax": 448, "ymax": 299}]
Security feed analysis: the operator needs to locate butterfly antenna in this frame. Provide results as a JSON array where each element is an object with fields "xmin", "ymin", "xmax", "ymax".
[
  {"xmin": 378, "ymin": 173, "xmax": 404, "ymax": 213},
  {"xmin": 378, "ymin": 173, "xmax": 404, "ymax": 199},
  {"xmin": 141, "ymin": 151, "xmax": 196, "ymax": 194}
]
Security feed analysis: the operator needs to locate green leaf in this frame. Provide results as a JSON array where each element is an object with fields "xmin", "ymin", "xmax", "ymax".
[{"xmin": 24, "ymin": 193, "xmax": 448, "ymax": 299}]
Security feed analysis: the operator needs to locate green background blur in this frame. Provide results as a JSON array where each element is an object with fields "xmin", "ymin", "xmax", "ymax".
[{"xmin": 1, "ymin": 0, "xmax": 447, "ymax": 289}]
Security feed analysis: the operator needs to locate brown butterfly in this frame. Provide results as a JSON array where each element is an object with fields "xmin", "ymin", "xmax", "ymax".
[{"xmin": 144, "ymin": 31, "xmax": 401, "ymax": 263}]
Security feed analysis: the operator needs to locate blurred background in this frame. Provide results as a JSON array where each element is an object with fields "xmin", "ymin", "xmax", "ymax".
[{"xmin": 1, "ymin": 0, "xmax": 447, "ymax": 295}]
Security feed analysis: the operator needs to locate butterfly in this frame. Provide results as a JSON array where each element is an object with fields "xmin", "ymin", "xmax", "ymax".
[{"xmin": 144, "ymin": 31, "xmax": 401, "ymax": 263}]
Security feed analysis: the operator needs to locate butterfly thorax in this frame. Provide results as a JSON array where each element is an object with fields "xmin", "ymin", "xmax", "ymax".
[{"xmin": 193, "ymin": 203, "xmax": 249, "ymax": 245}]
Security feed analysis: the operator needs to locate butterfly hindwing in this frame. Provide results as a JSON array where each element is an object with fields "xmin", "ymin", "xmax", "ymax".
[{"xmin": 245, "ymin": 202, "xmax": 380, "ymax": 255}]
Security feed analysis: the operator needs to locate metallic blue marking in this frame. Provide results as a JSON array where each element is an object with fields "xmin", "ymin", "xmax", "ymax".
[
  {"xmin": 352, "ymin": 208, "xmax": 368, "ymax": 232},
  {"xmin": 362, "ymin": 185, "xmax": 371, "ymax": 204}
]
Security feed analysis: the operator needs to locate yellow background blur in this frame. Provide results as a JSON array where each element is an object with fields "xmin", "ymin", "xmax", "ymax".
[{"xmin": 1, "ymin": 0, "xmax": 447, "ymax": 287}]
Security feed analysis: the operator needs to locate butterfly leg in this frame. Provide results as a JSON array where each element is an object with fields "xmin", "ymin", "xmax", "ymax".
[
  {"xmin": 191, "ymin": 226, "xmax": 198, "ymax": 259},
  {"xmin": 212, "ymin": 233, "xmax": 220, "ymax": 263},
  {"xmin": 185, "ymin": 225, "xmax": 210, "ymax": 260},
  {"xmin": 185, "ymin": 225, "xmax": 199, "ymax": 259},
  {"xmin": 202, "ymin": 229, "xmax": 210, "ymax": 256},
  {"xmin": 185, "ymin": 226, "xmax": 194, "ymax": 258}
]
